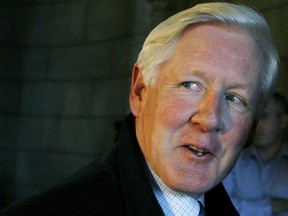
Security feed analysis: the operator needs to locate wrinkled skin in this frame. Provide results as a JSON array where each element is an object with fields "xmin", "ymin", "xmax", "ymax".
[{"xmin": 130, "ymin": 24, "xmax": 262, "ymax": 198}]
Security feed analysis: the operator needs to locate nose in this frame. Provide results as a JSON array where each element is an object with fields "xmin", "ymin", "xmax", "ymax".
[{"xmin": 191, "ymin": 92, "xmax": 226, "ymax": 133}]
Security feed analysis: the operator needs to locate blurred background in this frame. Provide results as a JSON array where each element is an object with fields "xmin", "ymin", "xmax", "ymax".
[{"xmin": 0, "ymin": 0, "xmax": 287, "ymax": 208}]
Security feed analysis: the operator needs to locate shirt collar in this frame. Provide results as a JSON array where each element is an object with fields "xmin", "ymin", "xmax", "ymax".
[{"xmin": 145, "ymin": 162, "xmax": 203, "ymax": 216}]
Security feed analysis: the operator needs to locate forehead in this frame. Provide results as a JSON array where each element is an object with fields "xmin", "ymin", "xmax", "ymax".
[
  {"xmin": 166, "ymin": 25, "xmax": 260, "ymax": 76},
  {"xmin": 177, "ymin": 24, "xmax": 260, "ymax": 71}
]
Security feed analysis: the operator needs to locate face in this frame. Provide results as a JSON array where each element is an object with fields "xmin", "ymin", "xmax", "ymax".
[
  {"xmin": 254, "ymin": 99, "xmax": 285, "ymax": 149},
  {"xmin": 130, "ymin": 24, "xmax": 262, "ymax": 197}
]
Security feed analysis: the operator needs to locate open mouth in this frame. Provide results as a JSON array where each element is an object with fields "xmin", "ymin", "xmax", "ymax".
[{"xmin": 187, "ymin": 145, "xmax": 208, "ymax": 157}]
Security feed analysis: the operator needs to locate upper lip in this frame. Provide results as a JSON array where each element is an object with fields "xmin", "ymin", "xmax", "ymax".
[{"xmin": 180, "ymin": 134, "xmax": 219, "ymax": 156}]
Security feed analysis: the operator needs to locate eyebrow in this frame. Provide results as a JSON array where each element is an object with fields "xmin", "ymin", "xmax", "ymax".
[
  {"xmin": 180, "ymin": 67, "xmax": 253, "ymax": 91},
  {"xmin": 178, "ymin": 69, "xmax": 209, "ymax": 81}
]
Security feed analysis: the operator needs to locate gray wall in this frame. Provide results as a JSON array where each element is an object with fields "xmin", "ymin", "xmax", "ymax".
[{"xmin": 0, "ymin": 0, "xmax": 287, "ymax": 207}]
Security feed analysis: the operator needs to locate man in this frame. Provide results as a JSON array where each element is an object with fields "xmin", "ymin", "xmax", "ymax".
[
  {"xmin": 224, "ymin": 93, "xmax": 288, "ymax": 216},
  {"xmin": 1, "ymin": 2, "xmax": 279, "ymax": 216}
]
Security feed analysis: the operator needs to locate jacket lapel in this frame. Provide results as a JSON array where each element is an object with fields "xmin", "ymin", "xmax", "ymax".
[
  {"xmin": 205, "ymin": 183, "xmax": 239, "ymax": 216},
  {"xmin": 118, "ymin": 114, "xmax": 165, "ymax": 216}
]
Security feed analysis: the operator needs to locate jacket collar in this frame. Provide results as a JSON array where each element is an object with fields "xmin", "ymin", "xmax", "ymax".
[{"xmin": 117, "ymin": 114, "xmax": 164, "ymax": 215}]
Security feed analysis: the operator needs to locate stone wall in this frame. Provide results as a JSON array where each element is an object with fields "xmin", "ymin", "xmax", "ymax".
[
  {"xmin": 0, "ymin": 0, "xmax": 287, "ymax": 207},
  {"xmin": 0, "ymin": 0, "xmax": 149, "ymax": 206}
]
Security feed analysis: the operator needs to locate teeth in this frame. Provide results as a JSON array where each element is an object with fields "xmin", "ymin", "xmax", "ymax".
[
  {"xmin": 188, "ymin": 145, "xmax": 206, "ymax": 157},
  {"xmin": 188, "ymin": 145, "xmax": 206, "ymax": 152}
]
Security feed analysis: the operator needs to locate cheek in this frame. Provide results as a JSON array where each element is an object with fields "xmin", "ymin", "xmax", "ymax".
[
  {"xmin": 158, "ymin": 95, "xmax": 193, "ymax": 128},
  {"xmin": 220, "ymin": 113, "xmax": 254, "ymax": 172},
  {"xmin": 223, "ymin": 116, "xmax": 253, "ymax": 155},
  {"xmin": 220, "ymin": 126, "xmax": 249, "ymax": 177}
]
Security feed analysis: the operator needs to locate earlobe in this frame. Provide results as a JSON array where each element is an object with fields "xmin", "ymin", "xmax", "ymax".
[{"xmin": 129, "ymin": 64, "xmax": 146, "ymax": 117}]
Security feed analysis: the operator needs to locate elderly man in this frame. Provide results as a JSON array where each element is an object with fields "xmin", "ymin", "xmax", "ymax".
[{"xmin": 1, "ymin": 2, "xmax": 279, "ymax": 216}]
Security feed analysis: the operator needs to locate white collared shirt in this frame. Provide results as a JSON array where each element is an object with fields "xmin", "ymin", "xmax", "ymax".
[{"xmin": 147, "ymin": 163, "xmax": 204, "ymax": 216}]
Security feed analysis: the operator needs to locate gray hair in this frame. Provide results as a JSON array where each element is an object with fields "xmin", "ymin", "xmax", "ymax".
[{"xmin": 136, "ymin": 2, "xmax": 279, "ymax": 113}]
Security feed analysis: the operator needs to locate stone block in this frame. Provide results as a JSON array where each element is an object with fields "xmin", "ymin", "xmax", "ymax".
[
  {"xmin": 263, "ymin": 6, "xmax": 288, "ymax": 57},
  {"xmin": 21, "ymin": 82, "xmax": 94, "ymax": 115},
  {"xmin": 57, "ymin": 117, "xmax": 117, "ymax": 156},
  {"xmin": 133, "ymin": 0, "xmax": 152, "ymax": 34},
  {"xmin": 15, "ymin": 116, "xmax": 59, "ymax": 151},
  {"xmin": 275, "ymin": 60, "xmax": 288, "ymax": 94},
  {"xmin": 13, "ymin": 2, "xmax": 86, "ymax": 45},
  {"xmin": 0, "ymin": 151, "xmax": 17, "ymax": 184},
  {"xmin": 0, "ymin": 116, "xmax": 19, "ymax": 148},
  {"xmin": 0, "ymin": 82, "xmax": 19, "ymax": 114},
  {"xmin": 14, "ymin": 151, "xmax": 95, "ymax": 188},
  {"xmin": 0, "ymin": 48, "xmax": 48, "ymax": 79},
  {"xmin": 12, "ymin": 185, "xmax": 40, "ymax": 202},
  {"xmin": 111, "ymin": 36, "xmax": 135, "ymax": 77},
  {"xmin": 0, "ymin": 116, "xmax": 58, "ymax": 151},
  {"xmin": 92, "ymin": 78, "xmax": 130, "ymax": 116},
  {"xmin": 48, "ymin": 43, "xmax": 112, "ymax": 80},
  {"xmin": 229, "ymin": 0, "xmax": 285, "ymax": 11},
  {"xmin": 87, "ymin": 0, "xmax": 133, "ymax": 41},
  {"xmin": 0, "ymin": 5, "xmax": 15, "ymax": 45},
  {"xmin": 0, "ymin": 184, "xmax": 14, "ymax": 207},
  {"xmin": 21, "ymin": 48, "xmax": 48, "ymax": 79},
  {"xmin": 131, "ymin": 35, "xmax": 146, "ymax": 60}
]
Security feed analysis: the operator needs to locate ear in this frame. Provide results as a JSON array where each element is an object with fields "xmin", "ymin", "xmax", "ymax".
[{"xmin": 129, "ymin": 64, "xmax": 146, "ymax": 117}]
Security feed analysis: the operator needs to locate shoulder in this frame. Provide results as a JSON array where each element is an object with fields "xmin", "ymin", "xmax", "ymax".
[{"xmin": 1, "ymin": 146, "xmax": 125, "ymax": 216}]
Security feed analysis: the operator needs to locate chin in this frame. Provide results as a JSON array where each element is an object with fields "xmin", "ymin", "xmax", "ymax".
[{"xmin": 166, "ymin": 173, "xmax": 215, "ymax": 195}]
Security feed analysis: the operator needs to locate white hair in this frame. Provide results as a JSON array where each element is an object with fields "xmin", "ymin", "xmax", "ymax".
[{"xmin": 136, "ymin": 2, "xmax": 279, "ymax": 112}]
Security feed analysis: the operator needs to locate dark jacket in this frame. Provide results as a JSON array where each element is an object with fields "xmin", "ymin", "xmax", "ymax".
[{"xmin": 1, "ymin": 114, "xmax": 239, "ymax": 216}]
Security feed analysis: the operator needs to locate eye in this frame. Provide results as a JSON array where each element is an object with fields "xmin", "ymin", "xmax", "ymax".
[
  {"xmin": 225, "ymin": 94, "xmax": 246, "ymax": 106},
  {"xmin": 181, "ymin": 81, "xmax": 202, "ymax": 92}
]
